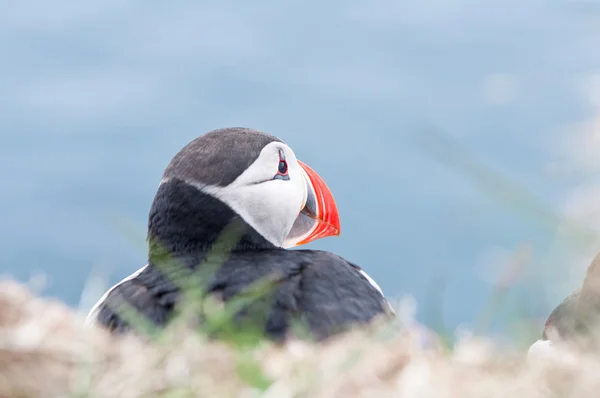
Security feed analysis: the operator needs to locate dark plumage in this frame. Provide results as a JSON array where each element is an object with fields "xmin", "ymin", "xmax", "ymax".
[{"xmin": 89, "ymin": 128, "xmax": 392, "ymax": 341}]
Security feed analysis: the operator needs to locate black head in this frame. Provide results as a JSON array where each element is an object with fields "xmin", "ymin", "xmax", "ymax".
[
  {"xmin": 147, "ymin": 127, "xmax": 341, "ymax": 266},
  {"xmin": 163, "ymin": 127, "xmax": 282, "ymax": 187}
]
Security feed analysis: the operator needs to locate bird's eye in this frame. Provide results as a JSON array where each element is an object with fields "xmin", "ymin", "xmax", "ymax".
[
  {"xmin": 278, "ymin": 159, "xmax": 288, "ymax": 175},
  {"xmin": 273, "ymin": 150, "xmax": 290, "ymax": 181}
]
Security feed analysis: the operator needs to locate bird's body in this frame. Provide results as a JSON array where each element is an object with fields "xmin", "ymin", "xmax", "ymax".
[
  {"xmin": 91, "ymin": 250, "xmax": 389, "ymax": 340},
  {"xmin": 87, "ymin": 128, "xmax": 393, "ymax": 340}
]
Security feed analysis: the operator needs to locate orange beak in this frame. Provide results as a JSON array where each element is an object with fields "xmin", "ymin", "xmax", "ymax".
[{"xmin": 282, "ymin": 160, "xmax": 340, "ymax": 247}]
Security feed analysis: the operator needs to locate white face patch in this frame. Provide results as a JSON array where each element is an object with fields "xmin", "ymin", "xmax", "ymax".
[{"xmin": 191, "ymin": 142, "xmax": 308, "ymax": 247}]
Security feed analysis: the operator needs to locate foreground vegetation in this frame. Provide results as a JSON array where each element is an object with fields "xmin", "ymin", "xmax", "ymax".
[{"xmin": 2, "ymin": 278, "xmax": 600, "ymax": 398}]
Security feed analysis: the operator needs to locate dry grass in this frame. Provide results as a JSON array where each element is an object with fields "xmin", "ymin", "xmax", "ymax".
[{"xmin": 2, "ymin": 279, "xmax": 600, "ymax": 397}]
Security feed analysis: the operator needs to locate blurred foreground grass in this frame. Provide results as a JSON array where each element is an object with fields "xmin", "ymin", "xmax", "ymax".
[{"xmin": 3, "ymin": 278, "xmax": 600, "ymax": 397}]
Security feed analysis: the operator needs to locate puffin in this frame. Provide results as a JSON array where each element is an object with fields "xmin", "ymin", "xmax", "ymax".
[
  {"xmin": 86, "ymin": 127, "xmax": 394, "ymax": 341},
  {"xmin": 528, "ymin": 252, "xmax": 600, "ymax": 359}
]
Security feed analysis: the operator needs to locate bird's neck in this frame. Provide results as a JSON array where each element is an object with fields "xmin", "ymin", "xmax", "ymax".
[{"xmin": 147, "ymin": 178, "xmax": 276, "ymax": 268}]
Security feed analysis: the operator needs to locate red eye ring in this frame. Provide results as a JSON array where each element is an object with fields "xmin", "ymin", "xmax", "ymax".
[
  {"xmin": 278, "ymin": 159, "xmax": 288, "ymax": 175},
  {"xmin": 273, "ymin": 149, "xmax": 290, "ymax": 181}
]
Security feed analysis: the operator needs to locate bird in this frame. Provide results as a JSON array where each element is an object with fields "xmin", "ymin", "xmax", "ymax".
[
  {"xmin": 528, "ymin": 252, "xmax": 600, "ymax": 360},
  {"xmin": 85, "ymin": 127, "xmax": 394, "ymax": 341}
]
